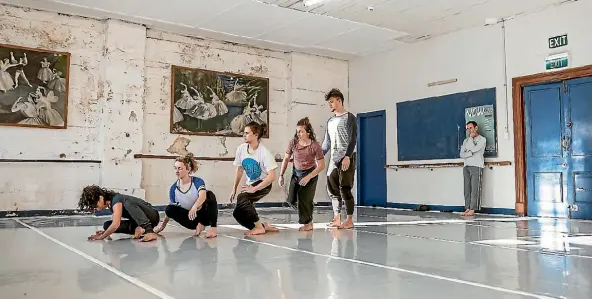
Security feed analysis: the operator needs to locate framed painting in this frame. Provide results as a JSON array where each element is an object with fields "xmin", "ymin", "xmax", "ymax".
[
  {"xmin": 170, "ymin": 65, "xmax": 269, "ymax": 137},
  {"xmin": 0, "ymin": 44, "xmax": 70, "ymax": 129}
]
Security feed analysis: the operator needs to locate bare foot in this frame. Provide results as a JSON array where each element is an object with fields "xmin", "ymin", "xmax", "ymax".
[
  {"xmin": 262, "ymin": 222, "xmax": 280, "ymax": 232},
  {"xmin": 339, "ymin": 218, "xmax": 354, "ymax": 229},
  {"xmin": 133, "ymin": 227, "xmax": 145, "ymax": 239},
  {"xmin": 299, "ymin": 222, "xmax": 313, "ymax": 231},
  {"xmin": 194, "ymin": 223, "xmax": 206, "ymax": 236},
  {"xmin": 465, "ymin": 210, "xmax": 475, "ymax": 216},
  {"xmin": 329, "ymin": 215, "xmax": 341, "ymax": 227},
  {"xmin": 141, "ymin": 232, "xmax": 158, "ymax": 242},
  {"xmin": 205, "ymin": 227, "xmax": 217, "ymax": 238},
  {"xmin": 460, "ymin": 209, "xmax": 468, "ymax": 216},
  {"xmin": 245, "ymin": 225, "xmax": 266, "ymax": 235}
]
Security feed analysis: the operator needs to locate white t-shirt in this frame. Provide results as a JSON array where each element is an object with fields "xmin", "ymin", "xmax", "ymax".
[{"xmin": 233, "ymin": 143, "xmax": 278, "ymax": 185}]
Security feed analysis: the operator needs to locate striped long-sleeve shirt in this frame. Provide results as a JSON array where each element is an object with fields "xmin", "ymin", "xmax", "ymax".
[{"xmin": 322, "ymin": 112, "xmax": 357, "ymax": 175}]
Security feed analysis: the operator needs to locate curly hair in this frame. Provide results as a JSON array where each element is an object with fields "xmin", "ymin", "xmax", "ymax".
[
  {"xmin": 78, "ymin": 185, "xmax": 117, "ymax": 211},
  {"xmin": 293, "ymin": 117, "xmax": 316, "ymax": 142},
  {"xmin": 175, "ymin": 152, "xmax": 198, "ymax": 173},
  {"xmin": 325, "ymin": 88, "xmax": 344, "ymax": 103}
]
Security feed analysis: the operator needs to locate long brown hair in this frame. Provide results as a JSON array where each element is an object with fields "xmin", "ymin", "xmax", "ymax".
[
  {"xmin": 293, "ymin": 117, "xmax": 316, "ymax": 142},
  {"xmin": 175, "ymin": 152, "xmax": 198, "ymax": 173}
]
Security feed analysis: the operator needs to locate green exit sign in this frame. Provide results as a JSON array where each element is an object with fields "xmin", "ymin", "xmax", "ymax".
[
  {"xmin": 549, "ymin": 34, "xmax": 568, "ymax": 48},
  {"xmin": 546, "ymin": 53, "xmax": 569, "ymax": 71}
]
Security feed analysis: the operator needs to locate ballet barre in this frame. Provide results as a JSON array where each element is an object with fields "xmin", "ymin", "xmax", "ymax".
[
  {"xmin": 385, "ymin": 161, "xmax": 511, "ymax": 170},
  {"xmin": 0, "ymin": 158, "xmax": 101, "ymax": 163},
  {"xmin": 134, "ymin": 154, "xmax": 289, "ymax": 163}
]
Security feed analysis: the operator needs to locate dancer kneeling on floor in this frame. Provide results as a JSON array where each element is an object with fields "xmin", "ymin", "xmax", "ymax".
[
  {"xmin": 230, "ymin": 121, "xmax": 280, "ymax": 235},
  {"xmin": 79, "ymin": 185, "xmax": 160, "ymax": 242},
  {"xmin": 154, "ymin": 153, "xmax": 218, "ymax": 238},
  {"xmin": 279, "ymin": 117, "xmax": 325, "ymax": 231}
]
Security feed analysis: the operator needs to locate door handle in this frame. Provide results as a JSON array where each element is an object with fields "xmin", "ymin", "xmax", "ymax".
[
  {"xmin": 577, "ymin": 187, "xmax": 586, "ymax": 192},
  {"xmin": 561, "ymin": 136, "xmax": 570, "ymax": 151},
  {"xmin": 558, "ymin": 162, "xmax": 567, "ymax": 167}
]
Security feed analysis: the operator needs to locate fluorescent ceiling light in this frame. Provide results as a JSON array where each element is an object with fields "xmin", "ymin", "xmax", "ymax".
[{"xmin": 303, "ymin": 0, "xmax": 328, "ymax": 6}]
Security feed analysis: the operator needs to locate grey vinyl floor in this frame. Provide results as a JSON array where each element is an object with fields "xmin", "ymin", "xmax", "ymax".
[{"xmin": 1, "ymin": 206, "xmax": 591, "ymax": 299}]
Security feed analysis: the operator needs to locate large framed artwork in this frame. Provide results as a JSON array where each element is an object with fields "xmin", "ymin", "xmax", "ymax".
[
  {"xmin": 0, "ymin": 44, "xmax": 70, "ymax": 129},
  {"xmin": 170, "ymin": 65, "xmax": 269, "ymax": 137}
]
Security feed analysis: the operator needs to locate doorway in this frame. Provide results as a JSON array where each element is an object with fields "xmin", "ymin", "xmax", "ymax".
[
  {"xmin": 522, "ymin": 76, "xmax": 592, "ymax": 219},
  {"xmin": 357, "ymin": 110, "xmax": 387, "ymax": 207}
]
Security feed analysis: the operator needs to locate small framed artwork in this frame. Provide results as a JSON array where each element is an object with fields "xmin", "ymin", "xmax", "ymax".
[
  {"xmin": 0, "ymin": 43, "xmax": 70, "ymax": 129},
  {"xmin": 170, "ymin": 65, "xmax": 269, "ymax": 137}
]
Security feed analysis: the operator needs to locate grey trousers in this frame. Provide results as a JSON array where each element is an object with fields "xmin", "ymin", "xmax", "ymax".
[{"xmin": 463, "ymin": 166, "xmax": 483, "ymax": 211}]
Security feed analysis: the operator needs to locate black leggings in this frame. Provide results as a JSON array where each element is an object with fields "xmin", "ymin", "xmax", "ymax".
[
  {"xmin": 103, "ymin": 202, "xmax": 160, "ymax": 234},
  {"xmin": 233, "ymin": 180, "xmax": 272, "ymax": 230},
  {"xmin": 286, "ymin": 167, "xmax": 318, "ymax": 225},
  {"xmin": 165, "ymin": 190, "xmax": 218, "ymax": 229},
  {"xmin": 327, "ymin": 153, "xmax": 356, "ymax": 216}
]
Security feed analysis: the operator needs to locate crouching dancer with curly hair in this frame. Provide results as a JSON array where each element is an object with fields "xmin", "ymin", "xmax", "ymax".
[{"xmin": 79, "ymin": 185, "xmax": 160, "ymax": 242}]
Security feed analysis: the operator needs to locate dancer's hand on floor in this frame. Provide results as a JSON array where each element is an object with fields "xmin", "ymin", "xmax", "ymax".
[
  {"xmin": 87, "ymin": 233, "xmax": 103, "ymax": 241},
  {"xmin": 153, "ymin": 224, "xmax": 164, "ymax": 234}
]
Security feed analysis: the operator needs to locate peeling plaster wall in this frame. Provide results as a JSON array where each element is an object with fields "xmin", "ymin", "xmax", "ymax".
[
  {"xmin": 0, "ymin": 5, "xmax": 104, "ymax": 212},
  {"xmin": 142, "ymin": 31, "xmax": 349, "ymax": 205},
  {"xmin": 0, "ymin": 5, "xmax": 349, "ymax": 212}
]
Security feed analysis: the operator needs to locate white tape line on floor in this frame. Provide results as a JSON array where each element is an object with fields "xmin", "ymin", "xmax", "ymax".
[{"xmin": 15, "ymin": 219, "xmax": 176, "ymax": 299}]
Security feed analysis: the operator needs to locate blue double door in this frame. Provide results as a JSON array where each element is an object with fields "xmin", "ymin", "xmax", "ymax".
[{"xmin": 525, "ymin": 76, "xmax": 592, "ymax": 219}]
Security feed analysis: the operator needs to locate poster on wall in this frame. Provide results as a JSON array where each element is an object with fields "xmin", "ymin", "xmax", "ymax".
[
  {"xmin": 170, "ymin": 65, "xmax": 269, "ymax": 137},
  {"xmin": 0, "ymin": 44, "xmax": 70, "ymax": 129},
  {"xmin": 465, "ymin": 104, "xmax": 497, "ymax": 154}
]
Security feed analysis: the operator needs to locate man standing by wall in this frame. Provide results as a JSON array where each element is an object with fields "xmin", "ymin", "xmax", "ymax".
[
  {"xmin": 460, "ymin": 121, "xmax": 486, "ymax": 216},
  {"xmin": 322, "ymin": 88, "xmax": 357, "ymax": 229}
]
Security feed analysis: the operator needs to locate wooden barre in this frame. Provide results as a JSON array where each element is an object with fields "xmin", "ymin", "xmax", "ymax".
[
  {"xmin": 134, "ymin": 154, "xmax": 289, "ymax": 163},
  {"xmin": 0, "ymin": 159, "xmax": 101, "ymax": 163},
  {"xmin": 386, "ymin": 161, "xmax": 512, "ymax": 169}
]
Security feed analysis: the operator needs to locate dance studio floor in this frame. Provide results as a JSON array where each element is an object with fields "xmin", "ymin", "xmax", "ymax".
[{"xmin": 1, "ymin": 207, "xmax": 591, "ymax": 299}]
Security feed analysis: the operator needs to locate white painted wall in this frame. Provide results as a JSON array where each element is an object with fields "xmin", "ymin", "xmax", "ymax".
[
  {"xmin": 349, "ymin": 0, "xmax": 592, "ymax": 210},
  {"xmin": 0, "ymin": 4, "xmax": 348, "ymax": 212}
]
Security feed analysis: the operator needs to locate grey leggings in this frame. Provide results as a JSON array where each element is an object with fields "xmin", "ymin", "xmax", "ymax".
[
  {"xmin": 103, "ymin": 201, "xmax": 160, "ymax": 234},
  {"xmin": 463, "ymin": 166, "xmax": 483, "ymax": 211}
]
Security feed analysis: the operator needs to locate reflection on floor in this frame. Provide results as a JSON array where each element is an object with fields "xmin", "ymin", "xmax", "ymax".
[{"xmin": 1, "ymin": 206, "xmax": 591, "ymax": 299}]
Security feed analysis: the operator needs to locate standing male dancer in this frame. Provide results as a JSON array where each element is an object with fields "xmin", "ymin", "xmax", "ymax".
[{"xmin": 322, "ymin": 88, "xmax": 357, "ymax": 229}]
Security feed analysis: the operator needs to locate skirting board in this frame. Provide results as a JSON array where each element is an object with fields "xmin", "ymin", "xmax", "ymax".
[
  {"xmin": 0, "ymin": 202, "xmax": 333, "ymax": 218},
  {"xmin": 386, "ymin": 202, "xmax": 516, "ymax": 216}
]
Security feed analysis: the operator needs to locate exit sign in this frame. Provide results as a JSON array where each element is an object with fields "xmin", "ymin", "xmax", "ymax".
[
  {"xmin": 549, "ymin": 34, "xmax": 568, "ymax": 48},
  {"xmin": 546, "ymin": 52, "xmax": 569, "ymax": 71}
]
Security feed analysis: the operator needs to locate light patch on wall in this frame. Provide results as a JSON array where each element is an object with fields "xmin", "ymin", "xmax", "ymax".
[
  {"xmin": 427, "ymin": 78, "xmax": 458, "ymax": 87},
  {"xmin": 166, "ymin": 136, "xmax": 191, "ymax": 156}
]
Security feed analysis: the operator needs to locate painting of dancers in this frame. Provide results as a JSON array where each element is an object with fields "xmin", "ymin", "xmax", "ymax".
[
  {"xmin": 0, "ymin": 44, "xmax": 69, "ymax": 129},
  {"xmin": 170, "ymin": 65, "xmax": 269, "ymax": 137}
]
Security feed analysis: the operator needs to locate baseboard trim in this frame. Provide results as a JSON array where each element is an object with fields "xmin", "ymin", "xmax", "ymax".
[
  {"xmin": 385, "ymin": 202, "xmax": 516, "ymax": 216},
  {"xmin": 0, "ymin": 201, "xmax": 333, "ymax": 218}
]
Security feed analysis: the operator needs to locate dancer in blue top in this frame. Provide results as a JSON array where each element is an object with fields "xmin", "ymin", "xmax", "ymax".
[{"xmin": 154, "ymin": 153, "xmax": 218, "ymax": 238}]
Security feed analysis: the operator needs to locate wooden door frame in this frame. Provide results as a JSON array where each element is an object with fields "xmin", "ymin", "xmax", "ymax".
[{"xmin": 513, "ymin": 65, "xmax": 592, "ymax": 216}]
